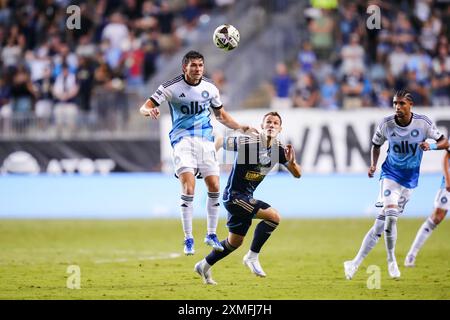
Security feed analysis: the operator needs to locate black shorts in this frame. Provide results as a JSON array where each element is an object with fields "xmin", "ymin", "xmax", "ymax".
[{"xmin": 223, "ymin": 193, "xmax": 271, "ymax": 236}]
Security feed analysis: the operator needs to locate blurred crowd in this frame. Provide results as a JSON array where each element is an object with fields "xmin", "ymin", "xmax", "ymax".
[
  {"xmin": 269, "ymin": 0, "xmax": 450, "ymax": 110},
  {"xmin": 0, "ymin": 0, "xmax": 232, "ymax": 135},
  {"xmin": 1, "ymin": 0, "xmax": 449, "ymax": 137}
]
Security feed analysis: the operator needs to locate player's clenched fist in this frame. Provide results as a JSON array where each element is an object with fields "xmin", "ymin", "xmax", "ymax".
[{"xmin": 140, "ymin": 105, "xmax": 160, "ymax": 119}]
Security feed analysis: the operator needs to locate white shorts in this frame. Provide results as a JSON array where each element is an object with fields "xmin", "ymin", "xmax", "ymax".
[
  {"xmin": 376, "ymin": 178, "xmax": 413, "ymax": 214},
  {"xmin": 172, "ymin": 136, "xmax": 219, "ymax": 178},
  {"xmin": 434, "ymin": 188, "xmax": 450, "ymax": 211}
]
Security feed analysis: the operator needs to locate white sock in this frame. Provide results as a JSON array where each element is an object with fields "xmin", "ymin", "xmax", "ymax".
[
  {"xmin": 408, "ymin": 217, "xmax": 437, "ymax": 257},
  {"xmin": 202, "ymin": 258, "xmax": 212, "ymax": 272},
  {"xmin": 180, "ymin": 194, "xmax": 194, "ymax": 239},
  {"xmin": 247, "ymin": 250, "xmax": 259, "ymax": 260},
  {"xmin": 384, "ymin": 208, "xmax": 399, "ymax": 262},
  {"xmin": 207, "ymin": 192, "xmax": 220, "ymax": 235},
  {"xmin": 353, "ymin": 215, "xmax": 385, "ymax": 266}
]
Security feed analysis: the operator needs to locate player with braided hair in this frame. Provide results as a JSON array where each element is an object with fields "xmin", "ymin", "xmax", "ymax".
[{"xmin": 344, "ymin": 89, "xmax": 448, "ymax": 280}]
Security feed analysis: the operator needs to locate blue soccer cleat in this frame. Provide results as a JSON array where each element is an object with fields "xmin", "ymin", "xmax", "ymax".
[
  {"xmin": 184, "ymin": 237, "xmax": 195, "ymax": 255},
  {"xmin": 204, "ymin": 234, "xmax": 224, "ymax": 252}
]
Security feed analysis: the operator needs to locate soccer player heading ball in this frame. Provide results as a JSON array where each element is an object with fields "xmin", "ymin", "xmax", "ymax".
[
  {"xmin": 139, "ymin": 50, "xmax": 257, "ymax": 255},
  {"xmin": 344, "ymin": 89, "xmax": 449, "ymax": 280},
  {"xmin": 194, "ymin": 112, "xmax": 302, "ymax": 285}
]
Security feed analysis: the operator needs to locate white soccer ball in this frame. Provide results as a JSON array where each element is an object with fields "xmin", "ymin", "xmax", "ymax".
[{"xmin": 213, "ymin": 24, "xmax": 240, "ymax": 51}]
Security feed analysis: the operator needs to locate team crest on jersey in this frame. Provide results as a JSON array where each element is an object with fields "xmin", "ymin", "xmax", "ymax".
[
  {"xmin": 411, "ymin": 129, "xmax": 419, "ymax": 137},
  {"xmin": 201, "ymin": 91, "xmax": 209, "ymax": 98},
  {"xmin": 249, "ymin": 198, "xmax": 257, "ymax": 205},
  {"xmin": 384, "ymin": 189, "xmax": 391, "ymax": 196},
  {"xmin": 441, "ymin": 196, "xmax": 448, "ymax": 204},
  {"xmin": 259, "ymin": 153, "xmax": 271, "ymax": 165}
]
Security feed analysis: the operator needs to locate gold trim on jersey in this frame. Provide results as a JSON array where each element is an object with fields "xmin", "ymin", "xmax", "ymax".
[{"xmin": 233, "ymin": 199, "xmax": 254, "ymax": 212}]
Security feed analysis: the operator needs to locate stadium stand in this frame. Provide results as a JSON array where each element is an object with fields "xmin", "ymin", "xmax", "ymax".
[{"xmin": 0, "ymin": 0, "xmax": 448, "ymax": 139}]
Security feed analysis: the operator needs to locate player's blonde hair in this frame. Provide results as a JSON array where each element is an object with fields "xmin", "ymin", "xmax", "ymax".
[{"xmin": 262, "ymin": 111, "xmax": 282, "ymax": 125}]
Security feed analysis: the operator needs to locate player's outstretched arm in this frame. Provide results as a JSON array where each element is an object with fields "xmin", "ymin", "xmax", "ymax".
[
  {"xmin": 419, "ymin": 135, "xmax": 449, "ymax": 151},
  {"xmin": 212, "ymin": 107, "xmax": 258, "ymax": 135},
  {"xmin": 284, "ymin": 144, "xmax": 301, "ymax": 178},
  {"xmin": 139, "ymin": 99, "xmax": 160, "ymax": 120},
  {"xmin": 444, "ymin": 152, "xmax": 450, "ymax": 192},
  {"xmin": 368, "ymin": 144, "xmax": 381, "ymax": 178}
]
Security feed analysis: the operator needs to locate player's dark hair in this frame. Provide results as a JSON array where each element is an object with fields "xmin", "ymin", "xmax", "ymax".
[
  {"xmin": 263, "ymin": 111, "xmax": 282, "ymax": 125},
  {"xmin": 394, "ymin": 89, "xmax": 413, "ymax": 102},
  {"xmin": 182, "ymin": 50, "xmax": 204, "ymax": 65}
]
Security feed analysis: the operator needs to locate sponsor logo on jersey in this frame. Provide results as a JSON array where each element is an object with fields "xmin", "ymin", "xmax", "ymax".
[
  {"xmin": 180, "ymin": 101, "xmax": 205, "ymax": 115},
  {"xmin": 244, "ymin": 171, "xmax": 264, "ymax": 181},
  {"xmin": 179, "ymin": 93, "xmax": 186, "ymax": 98},
  {"xmin": 392, "ymin": 140, "xmax": 418, "ymax": 156}
]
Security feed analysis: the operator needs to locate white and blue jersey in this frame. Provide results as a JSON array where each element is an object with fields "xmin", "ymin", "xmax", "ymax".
[
  {"xmin": 150, "ymin": 75, "xmax": 223, "ymax": 147},
  {"xmin": 372, "ymin": 113, "xmax": 443, "ymax": 189}
]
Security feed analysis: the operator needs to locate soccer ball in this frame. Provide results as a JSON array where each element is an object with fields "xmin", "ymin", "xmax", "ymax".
[{"xmin": 213, "ymin": 24, "xmax": 240, "ymax": 51}]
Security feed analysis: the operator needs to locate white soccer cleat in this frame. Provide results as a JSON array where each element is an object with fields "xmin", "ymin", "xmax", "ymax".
[
  {"xmin": 404, "ymin": 254, "xmax": 416, "ymax": 268},
  {"xmin": 388, "ymin": 261, "xmax": 401, "ymax": 279},
  {"xmin": 194, "ymin": 260, "xmax": 217, "ymax": 285},
  {"xmin": 344, "ymin": 260, "xmax": 359, "ymax": 280},
  {"xmin": 243, "ymin": 253, "xmax": 267, "ymax": 277}
]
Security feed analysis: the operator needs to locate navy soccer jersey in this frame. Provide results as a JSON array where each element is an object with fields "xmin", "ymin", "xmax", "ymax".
[
  {"xmin": 372, "ymin": 113, "xmax": 443, "ymax": 189},
  {"xmin": 222, "ymin": 135, "xmax": 289, "ymax": 201}
]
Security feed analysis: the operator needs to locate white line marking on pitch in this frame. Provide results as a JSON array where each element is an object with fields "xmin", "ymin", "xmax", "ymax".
[{"xmin": 94, "ymin": 253, "xmax": 181, "ymax": 264}]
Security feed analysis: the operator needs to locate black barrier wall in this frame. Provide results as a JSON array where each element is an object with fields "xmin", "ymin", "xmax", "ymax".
[{"xmin": 0, "ymin": 140, "xmax": 161, "ymax": 173}]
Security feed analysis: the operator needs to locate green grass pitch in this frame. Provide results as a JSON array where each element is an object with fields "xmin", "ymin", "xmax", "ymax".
[{"xmin": 0, "ymin": 219, "xmax": 449, "ymax": 300}]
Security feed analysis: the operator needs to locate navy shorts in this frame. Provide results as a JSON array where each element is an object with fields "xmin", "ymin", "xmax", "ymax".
[{"xmin": 223, "ymin": 193, "xmax": 271, "ymax": 236}]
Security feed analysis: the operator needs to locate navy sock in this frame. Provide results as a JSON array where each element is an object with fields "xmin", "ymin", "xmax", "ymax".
[
  {"xmin": 205, "ymin": 239, "xmax": 237, "ymax": 266},
  {"xmin": 250, "ymin": 220, "xmax": 278, "ymax": 253}
]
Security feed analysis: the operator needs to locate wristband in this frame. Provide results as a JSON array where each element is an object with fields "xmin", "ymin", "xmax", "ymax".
[{"xmin": 429, "ymin": 143, "xmax": 437, "ymax": 150}]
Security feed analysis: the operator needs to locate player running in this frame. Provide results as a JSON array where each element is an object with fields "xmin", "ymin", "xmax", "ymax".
[
  {"xmin": 139, "ymin": 50, "xmax": 256, "ymax": 255},
  {"xmin": 194, "ymin": 112, "xmax": 302, "ymax": 285},
  {"xmin": 404, "ymin": 148, "xmax": 450, "ymax": 267},
  {"xmin": 344, "ymin": 89, "xmax": 448, "ymax": 280}
]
